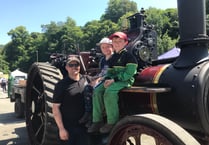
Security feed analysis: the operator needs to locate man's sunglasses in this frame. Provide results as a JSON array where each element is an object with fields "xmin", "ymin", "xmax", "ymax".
[{"xmin": 68, "ymin": 63, "xmax": 80, "ymax": 67}]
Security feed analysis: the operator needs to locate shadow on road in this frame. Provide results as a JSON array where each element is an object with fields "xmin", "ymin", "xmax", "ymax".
[
  {"xmin": 0, "ymin": 112, "xmax": 29, "ymax": 145},
  {"xmin": 0, "ymin": 112, "xmax": 24, "ymax": 124},
  {"xmin": 0, "ymin": 126, "xmax": 29, "ymax": 145},
  {"xmin": 0, "ymin": 97, "xmax": 9, "ymax": 99}
]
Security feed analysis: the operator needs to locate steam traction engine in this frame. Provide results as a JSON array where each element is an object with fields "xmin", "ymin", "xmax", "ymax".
[{"xmin": 25, "ymin": 0, "xmax": 209, "ymax": 144}]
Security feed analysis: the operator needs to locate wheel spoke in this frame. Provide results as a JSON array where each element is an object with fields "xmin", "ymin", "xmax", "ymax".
[
  {"xmin": 32, "ymin": 86, "xmax": 42, "ymax": 96},
  {"xmin": 29, "ymin": 111, "xmax": 34, "ymax": 120},
  {"xmin": 127, "ymin": 139, "xmax": 135, "ymax": 145},
  {"xmin": 31, "ymin": 85, "xmax": 45, "ymax": 115},
  {"xmin": 35, "ymin": 122, "xmax": 44, "ymax": 137}
]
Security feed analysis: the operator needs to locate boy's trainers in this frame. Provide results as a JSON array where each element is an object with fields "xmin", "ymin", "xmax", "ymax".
[
  {"xmin": 79, "ymin": 112, "xmax": 92, "ymax": 124},
  {"xmin": 85, "ymin": 120, "xmax": 92, "ymax": 128},
  {"xmin": 87, "ymin": 122, "xmax": 103, "ymax": 133},
  {"xmin": 99, "ymin": 124, "xmax": 114, "ymax": 133}
]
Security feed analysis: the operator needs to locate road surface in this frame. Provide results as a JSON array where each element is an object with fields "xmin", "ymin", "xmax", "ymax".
[{"xmin": 0, "ymin": 91, "xmax": 29, "ymax": 145}]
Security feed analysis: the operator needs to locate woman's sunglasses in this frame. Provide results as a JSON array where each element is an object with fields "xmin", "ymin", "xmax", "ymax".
[{"xmin": 68, "ymin": 63, "xmax": 80, "ymax": 67}]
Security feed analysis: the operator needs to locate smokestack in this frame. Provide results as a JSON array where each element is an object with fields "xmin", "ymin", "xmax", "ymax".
[{"xmin": 175, "ymin": 0, "xmax": 209, "ymax": 68}]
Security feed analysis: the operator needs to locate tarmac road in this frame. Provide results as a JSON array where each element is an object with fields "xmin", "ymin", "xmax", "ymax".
[{"xmin": 0, "ymin": 91, "xmax": 29, "ymax": 145}]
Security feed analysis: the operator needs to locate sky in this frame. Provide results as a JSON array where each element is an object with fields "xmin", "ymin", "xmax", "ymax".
[{"xmin": 0, "ymin": 0, "xmax": 177, "ymax": 45}]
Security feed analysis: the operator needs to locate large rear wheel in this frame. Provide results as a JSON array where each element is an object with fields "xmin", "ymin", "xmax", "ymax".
[
  {"xmin": 108, "ymin": 114, "xmax": 200, "ymax": 145},
  {"xmin": 25, "ymin": 62, "xmax": 63, "ymax": 145}
]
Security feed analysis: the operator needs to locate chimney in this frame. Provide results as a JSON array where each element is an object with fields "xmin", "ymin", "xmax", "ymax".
[{"xmin": 174, "ymin": 0, "xmax": 209, "ymax": 68}]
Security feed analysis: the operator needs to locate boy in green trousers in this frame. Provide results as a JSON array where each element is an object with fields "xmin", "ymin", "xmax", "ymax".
[{"xmin": 88, "ymin": 32, "xmax": 138, "ymax": 133}]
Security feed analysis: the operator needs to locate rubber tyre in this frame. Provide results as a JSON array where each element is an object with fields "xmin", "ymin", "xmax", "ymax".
[
  {"xmin": 25, "ymin": 62, "xmax": 63, "ymax": 145},
  {"xmin": 14, "ymin": 98, "xmax": 24, "ymax": 118},
  {"xmin": 108, "ymin": 113, "xmax": 200, "ymax": 145}
]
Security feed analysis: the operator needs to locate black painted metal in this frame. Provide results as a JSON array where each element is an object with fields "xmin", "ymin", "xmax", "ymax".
[
  {"xmin": 175, "ymin": 0, "xmax": 209, "ymax": 68},
  {"xmin": 157, "ymin": 0, "xmax": 209, "ymax": 137},
  {"xmin": 178, "ymin": 0, "xmax": 206, "ymax": 42},
  {"xmin": 158, "ymin": 62, "xmax": 209, "ymax": 134}
]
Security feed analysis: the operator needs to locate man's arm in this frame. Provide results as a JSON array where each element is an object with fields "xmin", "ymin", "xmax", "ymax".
[{"xmin": 52, "ymin": 103, "xmax": 69, "ymax": 140}]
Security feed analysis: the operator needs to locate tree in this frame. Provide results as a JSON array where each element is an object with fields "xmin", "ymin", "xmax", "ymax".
[
  {"xmin": 101, "ymin": 0, "xmax": 138, "ymax": 23},
  {"xmin": 158, "ymin": 32, "xmax": 178, "ymax": 55},
  {"xmin": 81, "ymin": 20, "xmax": 118, "ymax": 50},
  {"xmin": 4, "ymin": 26, "xmax": 45, "ymax": 72},
  {"xmin": 5, "ymin": 26, "xmax": 31, "ymax": 72},
  {"xmin": 61, "ymin": 17, "xmax": 84, "ymax": 53},
  {"xmin": 0, "ymin": 53, "xmax": 9, "ymax": 74},
  {"xmin": 162, "ymin": 8, "xmax": 179, "ymax": 40},
  {"xmin": 27, "ymin": 32, "xmax": 46, "ymax": 64},
  {"xmin": 145, "ymin": 8, "xmax": 167, "ymax": 36},
  {"xmin": 41, "ymin": 17, "xmax": 83, "ymax": 55},
  {"xmin": 41, "ymin": 21, "xmax": 64, "ymax": 53}
]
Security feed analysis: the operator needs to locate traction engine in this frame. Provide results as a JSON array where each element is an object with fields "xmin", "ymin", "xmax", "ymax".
[{"xmin": 25, "ymin": 0, "xmax": 209, "ymax": 145}]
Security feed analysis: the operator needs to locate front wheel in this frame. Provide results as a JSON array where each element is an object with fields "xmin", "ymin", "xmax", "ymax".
[{"xmin": 108, "ymin": 114, "xmax": 200, "ymax": 145}]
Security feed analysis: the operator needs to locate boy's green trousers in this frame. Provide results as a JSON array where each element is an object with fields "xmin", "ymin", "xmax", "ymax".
[{"xmin": 92, "ymin": 81, "xmax": 130, "ymax": 124}]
